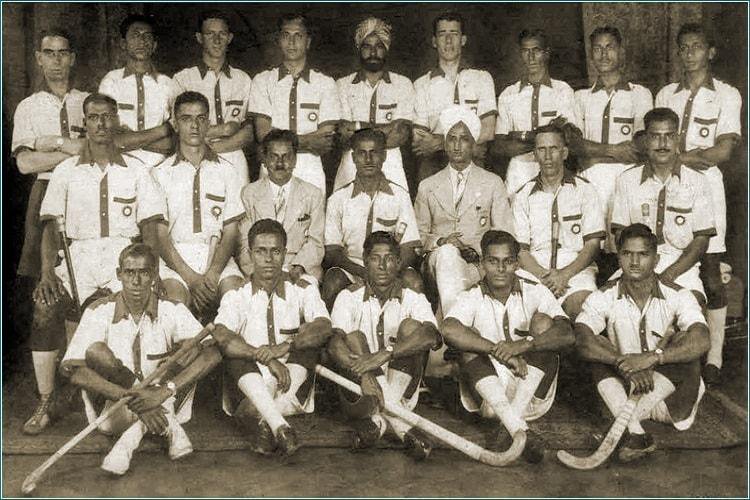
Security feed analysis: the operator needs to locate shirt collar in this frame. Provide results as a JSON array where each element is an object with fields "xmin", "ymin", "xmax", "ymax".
[
  {"xmin": 76, "ymin": 141, "xmax": 128, "ymax": 168},
  {"xmin": 278, "ymin": 64, "xmax": 311, "ymax": 83},
  {"xmin": 675, "ymin": 72, "xmax": 716, "ymax": 93},
  {"xmin": 519, "ymin": 74, "xmax": 553, "ymax": 89},
  {"xmin": 112, "ymin": 291, "xmax": 159, "ymax": 324},
  {"xmin": 617, "ymin": 275, "xmax": 665, "ymax": 301},
  {"xmin": 429, "ymin": 60, "xmax": 470, "ymax": 79},
  {"xmin": 171, "ymin": 147, "xmax": 220, "ymax": 166},
  {"xmin": 351, "ymin": 173, "xmax": 393, "ymax": 198},
  {"xmin": 478, "ymin": 276, "xmax": 523, "ymax": 300},
  {"xmin": 33, "ymin": 79, "xmax": 73, "ymax": 99},
  {"xmin": 363, "ymin": 279, "xmax": 403, "ymax": 303},
  {"xmin": 123, "ymin": 63, "xmax": 160, "ymax": 80},
  {"xmin": 352, "ymin": 69, "xmax": 391, "ymax": 85},
  {"xmin": 197, "ymin": 60, "xmax": 232, "ymax": 79},
  {"xmin": 591, "ymin": 76, "xmax": 631, "ymax": 93},
  {"xmin": 640, "ymin": 163, "xmax": 682, "ymax": 184},
  {"xmin": 529, "ymin": 169, "xmax": 577, "ymax": 194},
  {"xmin": 449, "ymin": 164, "xmax": 473, "ymax": 180},
  {"xmin": 250, "ymin": 272, "xmax": 289, "ymax": 300}
]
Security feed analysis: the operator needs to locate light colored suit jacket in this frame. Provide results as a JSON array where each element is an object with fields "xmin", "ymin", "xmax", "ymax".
[
  {"xmin": 238, "ymin": 176, "xmax": 325, "ymax": 278},
  {"xmin": 414, "ymin": 164, "xmax": 515, "ymax": 254}
]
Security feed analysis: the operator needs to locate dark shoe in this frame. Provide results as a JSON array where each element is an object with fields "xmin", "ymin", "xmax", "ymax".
[
  {"xmin": 350, "ymin": 418, "xmax": 382, "ymax": 450},
  {"xmin": 703, "ymin": 364, "xmax": 721, "ymax": 386},
  {"xmin": 22, "ymin": 394, "xmax": 53, "ymax": 435},
  {"xmin": 404, "ymin": 428, "xmax": 432, "ymax": 461},
  {"xmin": 252, "ymin": 421, "xmax": 276, "ymax": 456},
  {"xmin": 276, "ymin": 425, "xmax": 300, "ymax": 457},
  {"xmin": 521, "ymin": 429, "xmax": 545, "ymax": 464},
  {"xmin": 618, "ymin": 432, "xmax": 656, "ymax": 463},
  {"xmin": 490, "ymin": 427, "xmax": 513, "ymax": 451}
]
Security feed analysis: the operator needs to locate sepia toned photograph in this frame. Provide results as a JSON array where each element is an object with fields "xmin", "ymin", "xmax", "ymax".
[{"xmin": 2, "ymin": 2, "xmax": 747, "ymax": 497}]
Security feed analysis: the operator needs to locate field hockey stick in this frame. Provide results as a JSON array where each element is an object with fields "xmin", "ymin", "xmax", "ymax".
[{"xmin": 56, "ymin": 216, "xmax": 81, "ymax": 318}]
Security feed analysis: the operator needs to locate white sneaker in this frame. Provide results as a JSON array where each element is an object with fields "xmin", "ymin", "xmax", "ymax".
[
  {"xmin": 166, "ymin": 416, "xmax": 193, "ymax": 460},
  {"xmin": 101, "ymin": 421, "xmax": 146, "ymax": 475}
]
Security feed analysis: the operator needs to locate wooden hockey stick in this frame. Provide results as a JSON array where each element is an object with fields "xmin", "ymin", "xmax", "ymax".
[
  {"xmin": 56, "ymin": 216, "xmax": 81, "ymax": 317},
  {"xmin": 21, "ymin": 323, "xmax": 216, "ymax": 495},
  {"xmin": 316, "ymin": 365, "xmax": 526, "ymax": 467}
]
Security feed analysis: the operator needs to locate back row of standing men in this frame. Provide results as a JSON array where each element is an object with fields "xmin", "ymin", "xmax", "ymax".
[{"xmin": 13, "ymin": 10, "xmax": 740, "ymax": 455}]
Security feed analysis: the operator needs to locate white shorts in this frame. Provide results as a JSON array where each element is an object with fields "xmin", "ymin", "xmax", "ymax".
[
  {"xmin": 505, "ymin": 152, "xmax": 539, "ymax": 198},
  {"xmin": 159, "ymin": 241, "xmax": 243, "ymax": 289},
  {"xmin": 56, "ymin": 237, "xmax": 132, "ymax": 305},
  {"xmin": 703, "ymin": 166, "xmax": 726, "ymax": 254},
  {"xmin": 260, "ymin": 152, "xmax": 325, "ymax": 194},
  {"xmin": 334, "ymin": 147, "xmax": 408, "ymax": 192},
  {"xmin": 558, "ymin": 266, "xmax": 598, "ymax": 303}
]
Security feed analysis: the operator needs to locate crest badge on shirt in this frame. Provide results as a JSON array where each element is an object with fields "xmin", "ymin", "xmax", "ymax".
[
  {"xmin": 308, "ymin": 112, "xmax": 318, "ymax": 122},
  {"xmin": 621, "ymin": 124, "xmax": 631, "ymax": 135},
  {"xmin": 699, "ymin": 127, "xmax": 710, "ymax": 138},
  {"xmin": 641, "ymin": 203, "xmax": 650, "ymax": 218},
  {"xmin": 211, "ymin": 206, "xmax": 222, "ymax": 219},
  {"xmin": 122, "ymin": 206, "xmax": 133, "ymax": 217}
]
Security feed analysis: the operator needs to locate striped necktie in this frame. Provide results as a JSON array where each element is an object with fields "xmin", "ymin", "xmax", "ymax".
[
  {"xmin": 274, "ymin": 185, "xmax": 287, "ymax": 221},
  {"xmin": 454, "ymin": 171, "xmax": 466, "ymax": 210}
]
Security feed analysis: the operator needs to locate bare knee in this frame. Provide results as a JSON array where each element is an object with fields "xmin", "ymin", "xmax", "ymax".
[
  {"xmin": 219, "ymin": 276, "xmax": 244, "ymax": 297},
  {"xmin": 345, "ymin": 331, "xmax": 370, "ymax": 354},
  {"xmin": 530, "ymin": 312, "xmax": 554, "ymax": 336},
  {"xmin": 401, "ymin": 268, "xmax": 425, "ymax": 294},
  {"xmin": 562, "ymin": 291, "xmax": 591, "ymax": 321},
  {"xmin": 322, "ymin": 269, "xmax": 351, "ymax": 307},
  {"xmin": 161, "ymin": 279, "xmax": 190, "ymax": 305},
  {"xmin": 85, "ymin": 342, "xmax": 120, "ymax": 373},
  {"xmin": 396, "ymin": 318, "xmax": 421, "ymax": 340}
]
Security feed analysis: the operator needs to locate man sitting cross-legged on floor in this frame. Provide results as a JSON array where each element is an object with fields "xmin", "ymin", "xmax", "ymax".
[
  {"xmin": 327, "ymin": 231, "xmax": 441, "ymax": 460},
  {"xmin": 574, "ymin": 223, "xmax": 709, "ymax": 462},
  {"xmin": 441, "ymin": 230, "xmax": 575, "ymax": 463},
  {"xmin": 211, "ymin": 219, "xmax": 333, "ymax": 457},
  {"xmin": 59, "ymin": 243, "xmax": 221, "ymax": 476}
]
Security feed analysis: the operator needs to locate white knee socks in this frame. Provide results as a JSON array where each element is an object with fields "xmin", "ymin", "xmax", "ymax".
[
  {"xmin": 32, "ymin": 350, "xmax": 58, "ymax": 396},
  {"xmin": 475, "ymin": 376, "xmax": 527, "ymax": 435},
  {"xmin": 706, "ymin": 307, "xmax": 728, "ymax": 368},
  {"xmin": 238, "ymin": 372, "xmax": 287, "ymax": 435}
]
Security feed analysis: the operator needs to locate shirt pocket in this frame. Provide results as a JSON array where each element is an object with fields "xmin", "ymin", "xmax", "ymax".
[
  {"xmin": 463, "ymin": 98, "xmax": 479, "ymax": 114},
  {"xmin": 690, "ymin": 115, "xmax": 719, "ymax": 148},
  {"xmin": 111, "ymin": 184, "xmax": 138, "ymax": 234},
  {"xmin": 560, "ymin": 212, "xmax": 584, "ymax": 251},
  {"xmin": 663, "ymin": 201, "xmax": 694, "ymax": 250},
  {"xmin": 204, "ymin": 190, "xmax": 226, "ymax": 232},
  {"xmin": 378, "ymin": 103, "xmax": 398, "ymax": 122},
  {"xmin": 612, "ymin": 116, "xmax": 635, "ymax": 141},
  {"xmin": 225, "ymin": 99, "xmax": 245, "ymax": 121}
]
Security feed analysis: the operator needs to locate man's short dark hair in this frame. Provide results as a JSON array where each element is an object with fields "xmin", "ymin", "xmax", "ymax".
[
  {"xmin": 432, "ymin": 11, "xmax": 464, "ymax": 36},
  {"xmin": 118, "ymin": 243, "xmax": 157, "ymax": 270},
  {"xmin": 481, "ymin": 230, "xmax": 520, "ymax": 258},
  {"xmin": 277, "ymin": 13, "xmax": 309, "ymax": 34},
  {"xmin": 518, "ymin": 28, "xmax": 548, "ymax": 49},
  {"xmin": 197, "ymin": 10, "xmax": 231, "ymax": 33},
  {"xmin": 83, "ymin": 93, "xmax": 117, "ymax": 115},
  {"xmin": 534, "ymin": 124, "xmax": 567, "ymax": 146},
  {"xmin": 119, "ymin": 14, "xmax": 157, "ymax": 38},
  {"xmin": 174, "ymin": 91, "xmax": 209, "ymax": 116},
  {"xmin": 248, "ymin": 219, "xmax": 287, "ymax": 249},
  {"xmin": 36, "ymin": 28, "xmax": 74, "ymax": 51},
  {"xmin": 644, "ymin": 107, "xmax": 680, "ymax": 131},
  {"xmin": 262, "ymin": 129, "xmax": 299, "ymax": 155},
  {"xmin": 589, "ymin": 26, "xmax": 622, "ymax": 46},
  {"xmin": 363, "ymin": 231, "xmax": 399, "ymax": 257},
  {"xmin": 351, "ymin": 128, "xmax": 387, "ymax": 151},
  {"xmin": 677, "ymin": 22, "xmax": 715, "ymax": 48},
  {"xmin": 617, "ymin": 223, "xmax": 658, "ymax": 253}
]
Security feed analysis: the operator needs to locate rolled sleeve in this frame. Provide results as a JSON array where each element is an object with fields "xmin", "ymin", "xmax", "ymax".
[
  {"xmin": 572, "ymin": 90, "xmax": 586, "ymax": 132},
  {"xmin": 394, "ymin": 78, "xmax": 416, "ymax": 123},
  {"xmin": 445, "ymin": 289, "xmax": 477, "ymax": 326},
  {"xmin": 575, "ymin": 290, "xmax": 609, "ymax": 335},
  {"xmin": 511, "ymin": 192, "xmax": 531, "ymax": 248},
  {"xmin": 215, "ymin": 289, "xmax": 243, "ymax": 333},
  {"xmin": 534, "ymin": 283, "xmax": 567, "ymax": 319},
  {"xmin": 171, "ymin": 302, "xmax": 204, "ymax": 343},
  {"xmin": 581, "ymin": 183, "xmax": 605, "ymax": 240},
  {"xmin": 222, "ymin": 164, "xmax": 245, "ymax": 225},
  {"xmin": 61, "ymin": 307, "xmax": 107, "ymax": 370},
  {"xmin": 633, "ymin": 86, "xmax": 654, "ymax": 133},
  {"xmin": 39, "ymin": 162, "xmax": 71, "ymax": 220},
  {"xmin": 318, "ymin": 76, "xmax": 342, "ymax": 127},
  {"xmin": 397, "ymin": 189, "xmax": 421, "ymax": 247},
  {"xmin": 477, "ymin": 71, "xmax": 497, "ymax": 119},
  {"xmin": 495, "ymin": 89, "xmax": 513, "ymax": 135},
  {"xmin": 330, "ymin": 289, "xmax": 356, "ymax": 332},
  {"xmin": 558, "ymin": 85, "xmax": 577, "ymax": 123},
  {"xmin": 302, "ymin": 284, "xmax": 330, "ymax": 322},
  {"xmin": 413, "ymin": 77, "xmax": 431, "ymax": 130},
  {"xmin": 12, "ymin": 100, "xmax": 37, "ymax": 155},
  {"xmin": 674, "ymin": 288, "xmax": 708, "ymax": 331},
  {"xmin": 324, "ymin": 194, "xmax": 345, "ymax": 247},
  {"xmin": 490, "ymin": 178, "xmax": 515, "ymax": 236},
  {"xmin": 135, "ymin": 167, "xmax": 167, "ymax": 225},
  {"xmin": 716, "ymin": 86, "xmax": 742, "ymax": 139},
  {"xmin": 247, "ymin": 72, "xmax": 273, "ymax": 120},
  {"xmin": 692, "ymin": 175, "xmax": 716, "ymax": 235},
  {"xmin": 610, "ymin": 176, "xmax": 631, "ymax": 231},
  {"xmin": 409, "ymin": 292, "xmax": 438, "ymax": 326},
  {"xmin": 336, "ymin": 78, "xmax": 354, "ymax": 122}
]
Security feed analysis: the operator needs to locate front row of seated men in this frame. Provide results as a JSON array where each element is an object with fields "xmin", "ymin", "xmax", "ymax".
[{"xmin": 59, "ymin": 218, "xmax": 709, "ymax": 474}]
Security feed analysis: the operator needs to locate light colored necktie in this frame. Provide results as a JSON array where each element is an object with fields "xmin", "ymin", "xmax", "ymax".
[
  {"xmin": 454, "ymin": 171, "xmax": 466, "ymax": 210},
  {"xmin": 274, "ymin": 185, "xmax": 287, "ymax": 221}
]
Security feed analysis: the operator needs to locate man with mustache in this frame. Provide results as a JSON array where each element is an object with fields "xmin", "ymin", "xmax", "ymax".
[
  {"xmin": 575, "ymin": 223, "xmax": 709, "ymax": 462},
  {"xmin": 655, "ymin": 23, "xmax": 742, "ymax": 385},
  {"xmin": 150, "ymin": 91, "xmax": 245, "ymax": 314},
  {"xmin": 28, "ymin": 93, "xmax": 166, "ymax": 436},
  {"xmin": 513, "ymin": 124, "xmax": 605, "ymax": 319},
  {"xmin": 172, "ymin": 10, "xmax": 254, "ymax": 186},
  {"xmin": 248, "ymin": 13, "xmax": 341, "ymax": 193},
  {"xmin": 494, "ymin": 29, "xmax": 578, "ymax": 196},
  {"xmin": 99, "ymin": 14, "xmax": 175, "ymax": 167},
  {"xmin": 335, "ymin": 16, "xmax": 415, "ymax": 192},
  {"xmin": 412, "ymin": 11, "xmax": 497, "ymax": 183},
  {"xmin": 611, "ymin": 107, "xmax": 715, "ymax": 304}
]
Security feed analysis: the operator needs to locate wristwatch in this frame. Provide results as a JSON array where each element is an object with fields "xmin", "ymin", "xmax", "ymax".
[
  {"xmin": 654, "ymin": 348, "xmax": 665, "ymax": 366},
  {"xmin": 384, "ymin": 344, "xmax": 394, "ymax": 358},
  {"xmin": 161, "ymin": 380, "xmax": 177, "ymax": 397}
]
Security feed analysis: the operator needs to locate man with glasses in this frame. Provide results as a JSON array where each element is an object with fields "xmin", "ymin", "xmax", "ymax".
[{"xmin": 172, "ymin": 10, "xmax": 254, "ymax": 186}]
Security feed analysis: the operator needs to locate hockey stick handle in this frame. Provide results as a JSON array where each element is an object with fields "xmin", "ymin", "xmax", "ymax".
[
  {"xmin": 55, "ymin": 216, "xmax": 81, "ymax": 317},
  {"xmin": 315, "ymin": 365, "xmax": 525, "ymax": 467}
]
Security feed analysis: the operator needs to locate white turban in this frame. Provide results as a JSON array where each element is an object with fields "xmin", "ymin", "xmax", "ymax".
[
  {"xmin": 354, "ymin": 17, "xmax": 392, "ymax": 51},
  {"xmin": 438, "ymin": 105, "xmax": 481, "ymax": 142}
]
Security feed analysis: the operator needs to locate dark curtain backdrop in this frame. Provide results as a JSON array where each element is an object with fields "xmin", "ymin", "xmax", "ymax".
[{"xmin": 3, "ymin": 3, "xmax": 747, "ymax": 364}]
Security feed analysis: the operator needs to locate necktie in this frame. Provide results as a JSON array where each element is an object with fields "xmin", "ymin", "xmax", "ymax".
[
  {"xmin": 454, "ymin": 171, "xmax": 466, "ymax": 210},
  {"xmin": 274, "ymin": 185, "xmax": 287, "ymax": 221}
]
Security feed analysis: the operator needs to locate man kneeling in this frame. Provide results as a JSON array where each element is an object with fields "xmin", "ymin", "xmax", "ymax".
[
  {"xmin": 575, "ymin": 223, "xmax": 709, "ymax": 462},
  {"xmin": 327, "ymin": 231, "xmax": 441, "ymax": 460},
  {"xmin": 60, "ymin": 243, "xmax": 220, "ymax": 475},
  {"xmin": 211, "ymin": 219, "xmax": 332, "ymax": 457},
  {"xmin": 442, "ymin": 230, "xmax": 575, "ymax": 463}
]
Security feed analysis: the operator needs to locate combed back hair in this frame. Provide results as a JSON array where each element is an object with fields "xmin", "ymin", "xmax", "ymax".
[
  {"xmin": 174, "ymin": 91, "xmax": 209, "ymax": 116},
  {"xmin": 83, "ymin": 93, "xmax": 117, "ymax": 115},
  {"xmin": 277, "ymin": 13, "xmax": 309, "ymax": 34},
  {"xmin": 481, "ymin": 230, "xmax": 520, "ymax": 258},
  {"xmin": 36, "ymin": 28, "xmax": 74, "ymax": 50},
  {"xmin": 432, "ymin": 11, "xmax": 464, "ymax": 35},
  {"xmin": 198, "ymin": 10, "xmax": 231, "ymax": 32},
  {"xmin": 589, "ymin": 26, "xmax": 622, "ymax": 46},
  {"xmin": 262, "ymin": 129, "xmax": 299, "ymax": 155},
  {"xmin": 534, "ymin": 123, "xmax": 567, "ymax": 146},
  {"xmin": 363, "ymin": 231, "xmax": 399, "ymax": 257},
  {"xmin": 351, "ymin": 128, "xmax": 387, "ymax": 150},
  {"xmin": 617, "ymin": 223, "xmax": 658, "ymax": 253},
  {"xmin": 118, "ymin": 243, "xmax": 157, "ymax": 270},
  {"xmin": 677, "ymin": 22, "xmax": 715, "ymax": 48},
  {"xmin": 248, "ymin": 219, "xmax": 287, "ymax": 248},
  {"xmin": 119, "ymin": 13, "xmax": 157, "ymax": 38},
  {"xmin": 644, "ymin": 107, "xmax": 680, "ymax": 131},
  {"xmin": 518, "ymin": 28, "xmax": 548, "ymax": 49}
]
